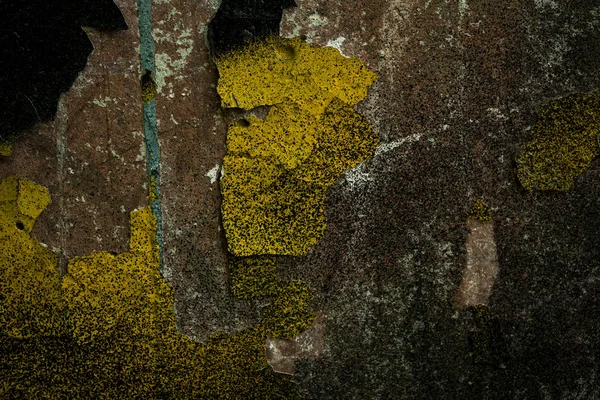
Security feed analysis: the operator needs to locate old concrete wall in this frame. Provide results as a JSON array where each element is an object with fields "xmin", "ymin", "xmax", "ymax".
[{"xmin": 1, "ymin": 0, "xmax": 599, "ymax": 398}]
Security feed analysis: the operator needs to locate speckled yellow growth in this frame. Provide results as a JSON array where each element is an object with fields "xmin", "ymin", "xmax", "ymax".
[
  {"xmin": 218, "ymin": 37, "xmax": 379, "ymax": 256},
  {"xmin": 148, "ymin": 174, "xmax": 159, "ymax": 202},
  {"xmin": 517, "ymin": 89, "xmax": 600, "ymax": 191},
  {"xmin": 222, "ymin": 99, "xmax": 379, "ymax": 256},
  {"xmin": 0, "ymin": 141, "xmax": 13, "ymax": 156},
  {"xmin": 0, "ymin": 176, "xmax": 307, "ymax": 397},
  {"xmin": 467, "ymin": 199, "xmax": 492, "ymax": 222},
  {"xmin": 216, "ymin": 36, "xmax": 378, "ymax": 115},
  {"xmin": 141, "ymin": 70, "xmax": 157, "ymax": 103},
  {"xmin": 230, "ymin": 256, "xmax": 279, "ymax": 299},
  {"xmin": 62, "ymin": 206, "xmax": 175, "ymax": 344},
  {"xmin": 0, "ymin": 175, "xmax": 62, "ymax": 338}
]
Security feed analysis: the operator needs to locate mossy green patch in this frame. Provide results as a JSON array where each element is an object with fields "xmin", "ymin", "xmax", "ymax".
[
  {"xmin": 216, "ymin": 36, "xmax": 378, "ymax": 115},
  {"xmin": 517, "ymin": 89, "xmax": 600, "ymax": 191},
  {"xmin": 467, "ymin": 198, "xmax": 492, "ymax": 222}
]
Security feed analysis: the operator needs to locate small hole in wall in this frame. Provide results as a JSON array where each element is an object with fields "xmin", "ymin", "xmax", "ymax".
[
  {"xmin": 237, "ymin": 119, "xmax": 251, "ymax": 127},
  {"xmin": 275, "ymin": 44, "xmax": 296, "ymax": 61},
  {"xmin": 15, "ymin": 221, "xmax": 24, "ymax": 230}
]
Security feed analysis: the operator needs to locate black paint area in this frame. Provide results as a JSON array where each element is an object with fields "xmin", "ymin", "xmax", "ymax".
[
  {"xmin": 207, "ymin": 0, "xmax": 297, "ymax": 58},
  {"xmin": 0, "ymin": 1, "xmax": 127, "ymax": 142}
]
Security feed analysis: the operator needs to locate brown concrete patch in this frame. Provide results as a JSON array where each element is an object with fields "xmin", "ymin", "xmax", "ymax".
[
  {"xmin": 0, "ymin": 0, "xmax": 145, "ymax": 267},
  {"xmin": 151, "ymin": 1, "xmax": 258, "ymax": 340}
]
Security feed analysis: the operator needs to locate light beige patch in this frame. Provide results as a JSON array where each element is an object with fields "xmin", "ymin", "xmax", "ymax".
[
  {"xmin": 265, "ymin": 313, "xmax": 326, "ymax": 375},
  {"xmin": 457, "ymin": 219, "xmax": 499, "ymax": 308}
]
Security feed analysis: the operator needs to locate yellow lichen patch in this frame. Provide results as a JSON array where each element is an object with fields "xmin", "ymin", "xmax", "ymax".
[
  {"xmin": 148, "ymin": 174, "xmax": 159, "ymax": 203},
  {"xmin": 0, "ymin": 141, "xmax": 13, "ymax": 156},
  {"xmin": 216, "ymin": 36, "xmax": 378, "ymax": 115},
  {"xmin": 230, "ymin": 256, "xmax": 279, "ymax": 299},
  {"xmin": 517, "ymin": 89, "xmax": 600, "ymax": 191},
  {"xmin": 222, "ymin": 99, "xmax": 379, "ymax": 256},
  {"xmin": 467, "ymin": 198, "xmax": 492, "ymax": 222},
  {"xmin": 227, "ymin": 103, "xmax": 319, "ymax": 170},
  {"xmin": 261, "ymin": 280, "xmax": 315, "ymax": 340},
  {"xmin": 62, "ymin": 206, "xmax": 173, "ymax": 344},
  {"xmin": 228, "ymin": 256, "xmax": 315, "ymax": 339},
  {"xmin": 1, "ymin": 177, "xmax": 306, "ymax": 397},
  {"xmin": 0, "ymin": 175, "xmax": 62, "ymax": 338},
  {"xmin": 141, "ymin": 70, "xmax": 157, "ymax": 103}
]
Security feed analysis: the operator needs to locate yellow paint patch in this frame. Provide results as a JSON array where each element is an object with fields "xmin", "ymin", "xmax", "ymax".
[
  {"xmin": 517, "ymin": 89, "xmax": 600, "ymax": 191},
  {"xmin": 216, "ymin": 36, "xmax": 378, "ymax": 115}
]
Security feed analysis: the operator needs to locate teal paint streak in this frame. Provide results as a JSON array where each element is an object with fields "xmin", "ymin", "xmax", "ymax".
[{"xmin": 137, "ymin": 0, "xmax": 164, "ymax": 271}]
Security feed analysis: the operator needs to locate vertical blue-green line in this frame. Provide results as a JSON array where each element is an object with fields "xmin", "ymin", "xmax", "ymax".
[{"xmin": 137, "ymin": 0, "xmax": 164, "ymax": 271}]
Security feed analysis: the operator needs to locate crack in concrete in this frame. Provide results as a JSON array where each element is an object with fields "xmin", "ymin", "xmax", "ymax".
[{"xmin": 137, "ymin": 0, "xmax": 165, "ymax": 273}]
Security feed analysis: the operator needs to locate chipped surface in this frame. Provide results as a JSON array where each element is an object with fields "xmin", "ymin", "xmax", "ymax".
[
  {"xmin": 266, "ymin": 313, "xmax": 325, "ymax": 375},
  {"xmin": 457, "ymin": 218, "xmax": 499, "ymax": 308}
]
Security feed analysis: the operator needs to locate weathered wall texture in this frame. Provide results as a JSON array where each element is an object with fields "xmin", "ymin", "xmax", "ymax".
[
  {"xmin": 276, "ymin": 1, "xmax": 600, "ymax": 398},
  {"xmin": 0, "ymin": 0, "xmax": 146, "ymax": 270},
  {"xmin": 1, "ymin": 0, "xmax": 599, "ymax": 398}
]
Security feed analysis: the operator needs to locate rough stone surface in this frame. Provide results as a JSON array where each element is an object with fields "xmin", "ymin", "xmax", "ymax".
[
  {"xmin": 276, "ymin": 1, "xmax": 600, "ymax": 398},
  {"xmin": 2, "ymin": 0, "xmax": 599, "ymax": 398}
]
